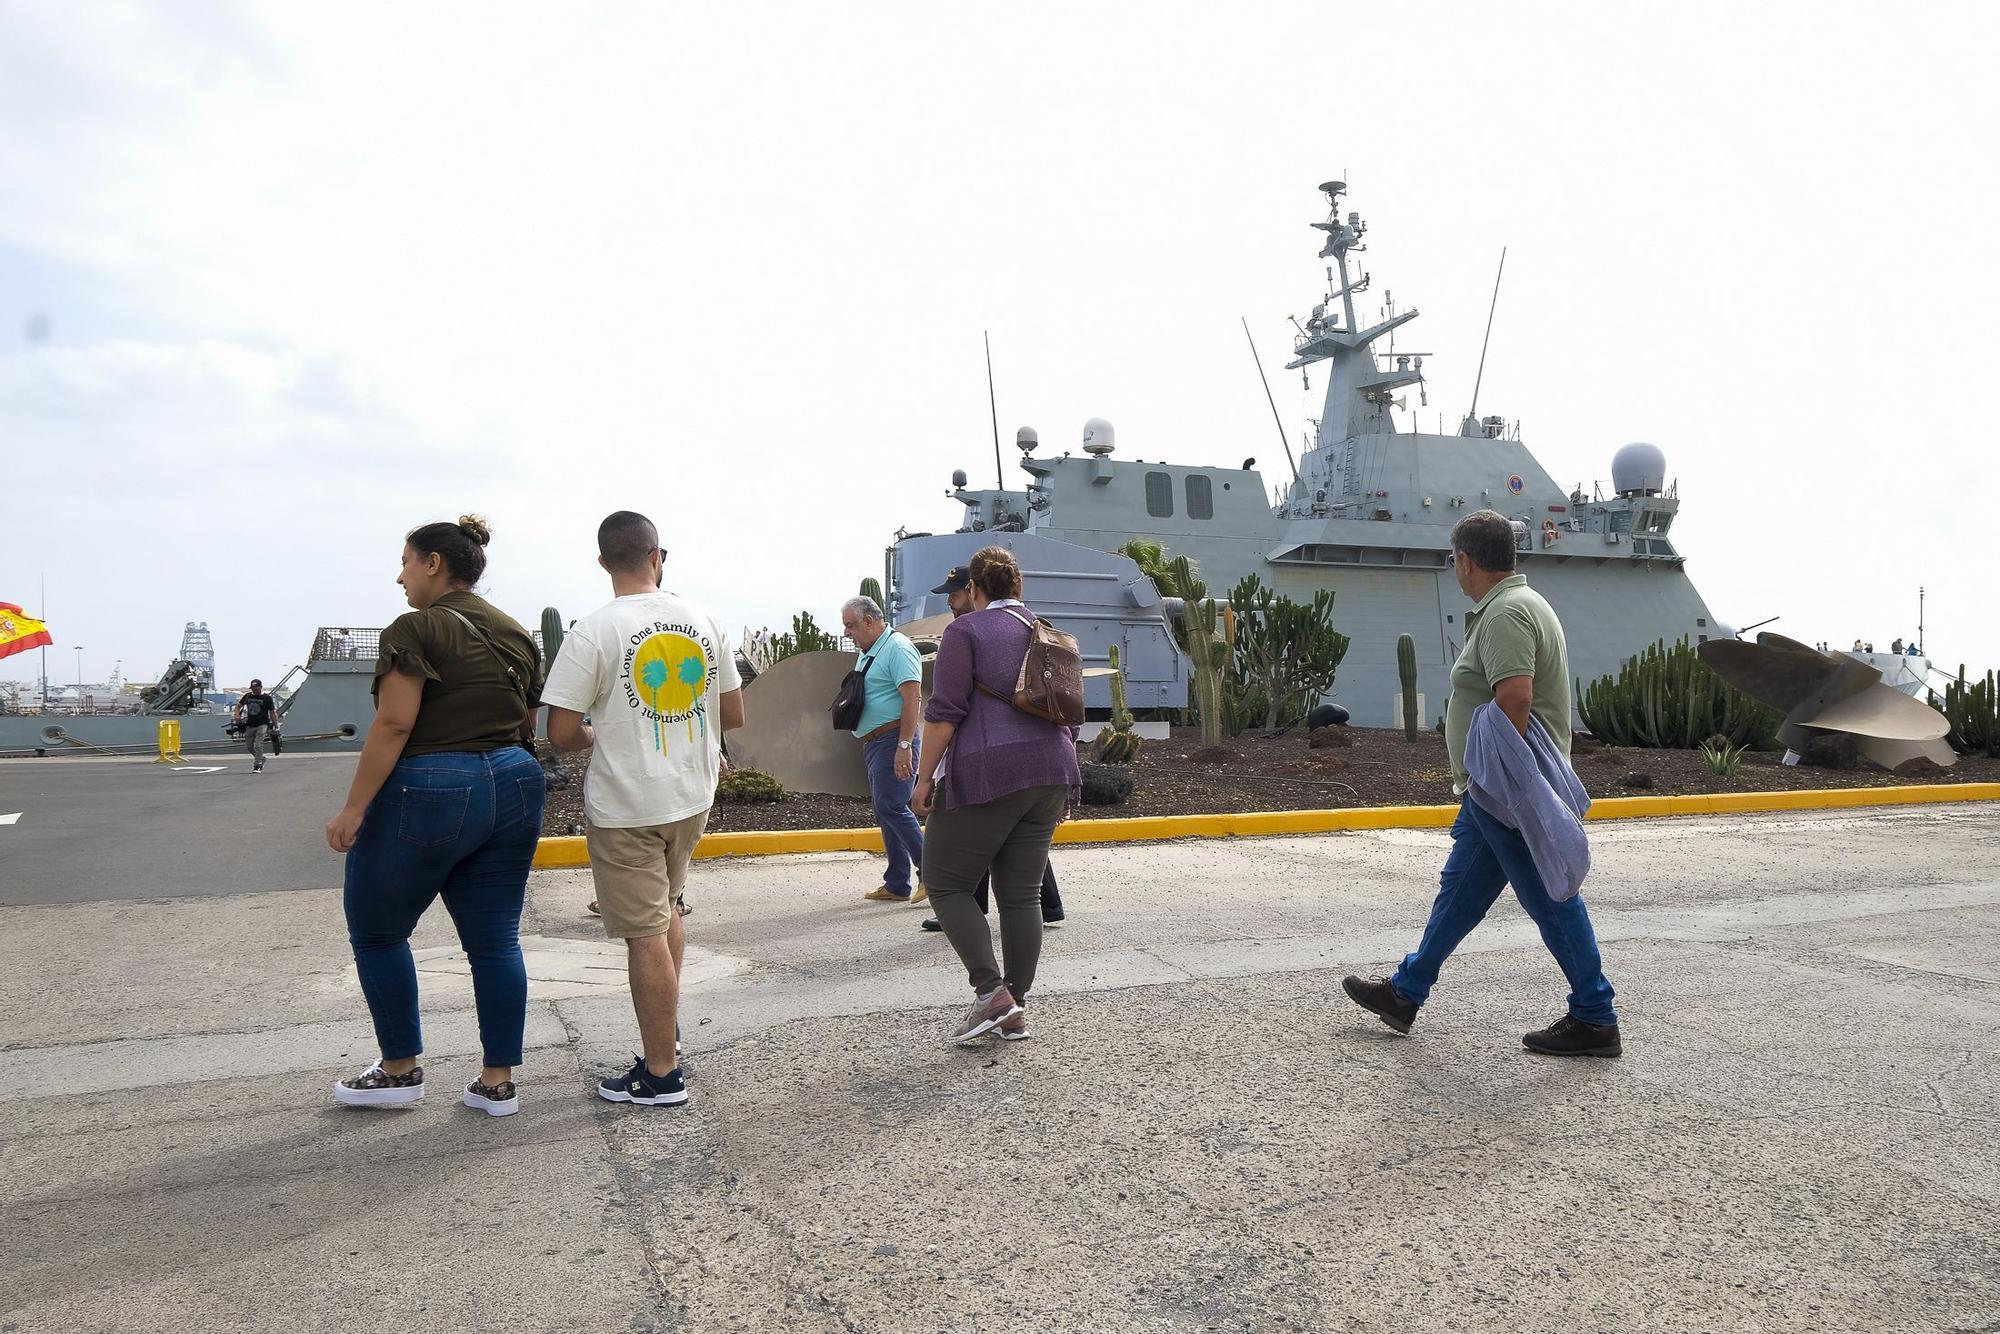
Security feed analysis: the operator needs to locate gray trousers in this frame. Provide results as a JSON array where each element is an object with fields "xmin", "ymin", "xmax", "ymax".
[
  {"xmin": 245, "ymin": 724, "xmax": 270, "ymax": 763},
  {"xmin": 920, "ymin": 782, "xmax": 1067, "ymax": 1002}
]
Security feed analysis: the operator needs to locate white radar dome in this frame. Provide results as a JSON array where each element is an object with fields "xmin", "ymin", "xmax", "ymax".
[
  {"xmin": 1611, "ymin": 442, "xmax": 1667, "ymax": 498},
  {"xmin": 1015, "ymin": 425, "xmax": 1039, "ymax": 452},
  {"xmin": 1081, "ymin": 417, "xmax": 1115, "ymax": 455}
]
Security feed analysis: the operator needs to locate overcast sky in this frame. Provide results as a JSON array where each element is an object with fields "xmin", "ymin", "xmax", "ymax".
[{"xmin": 3, "ymin": 2, "xmax": 1996, "ymax": 693}]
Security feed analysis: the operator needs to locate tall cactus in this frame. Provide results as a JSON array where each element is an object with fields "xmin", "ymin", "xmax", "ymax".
[
  {"xmin": 540, "ymin": 607, "xmax": 565, "ymax": 672},
  {"xmin": 1397, "ymin": 633, "xmax": 1419, "ymax": 741},
  {"xmin": 1153, "ymin": 554, "xmax": 1226, "ymax": 747},
  {"xmin": 1938, "ymin": 666, "xmax": 1999, "ymax": 757},
  {"xmin": 1096, "ymin": 645, "xmax": 1142, "ymax": 763},
  {"xmin": 1577, "ymin": 638, "xmax": 1779, "ymax": 748},
  {"xmin": 859, "ymin": 576, "xmax": 883, "ymax": 607}
]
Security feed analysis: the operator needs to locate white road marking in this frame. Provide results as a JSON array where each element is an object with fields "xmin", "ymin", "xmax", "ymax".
[
  {"xmin": 0, "ymin": 812, "xmax": 20, "ymax": 825},
  {"xmin": 170, "ymin": 766, "xmax": 227, "ymax": 774}
]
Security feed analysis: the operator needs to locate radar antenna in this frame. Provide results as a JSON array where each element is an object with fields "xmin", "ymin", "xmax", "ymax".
[
  {"xmin": 1242, "ymin": 317, "xmax": 1300, "ymax": 485},
  {"xmin": 984, "ymin": 330, "xmax": 1003, "ymax": 488},
  {"xmin": 1466, "ymin": 247, "xmax": 1507, "ymax": 424}
]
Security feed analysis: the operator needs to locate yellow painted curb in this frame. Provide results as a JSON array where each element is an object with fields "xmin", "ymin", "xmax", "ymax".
[{"xmin": 530, "ymin": 782, "xmax": 2000, "ymax": 869}]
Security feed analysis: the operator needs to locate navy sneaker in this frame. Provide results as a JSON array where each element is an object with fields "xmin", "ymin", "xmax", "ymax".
[
  {"xmin": 597, "ymin": 1056, "xmax": 689, "ymax": 1107},
  {"xmin": 1523, "ymin": 1013, "xmax": 1623, "ymax": 1058}
]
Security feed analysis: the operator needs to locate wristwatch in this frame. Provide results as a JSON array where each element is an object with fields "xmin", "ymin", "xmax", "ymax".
[{"xmin": 896, "ymin": 740, "xmax": 913, "ymax": 750}]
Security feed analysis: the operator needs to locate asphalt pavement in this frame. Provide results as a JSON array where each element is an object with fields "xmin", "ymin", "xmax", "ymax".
[
  {"xmin": 3, "ymin": 773, "xmax": 1998, "ymax": 1331},
  {"xmin": 0, "ymin": 752, "xmax": 357, "ymax": 905}
]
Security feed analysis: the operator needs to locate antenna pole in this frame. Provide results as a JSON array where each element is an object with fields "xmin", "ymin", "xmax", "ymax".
[
  {"xmin": 1466, "ymin": 246, "xmax": 1507, "ymax": 424},
  {"xmin": 1242, "ymin": 317, "xmax": 1300, "ymax": 485},
  {"xmin": 1918, "ymin": 585, "xmax": 1925, "ymax": 655},
  {"xmin": 984, "ymin": 331, "xmax": 1004, "ymax": 491}
]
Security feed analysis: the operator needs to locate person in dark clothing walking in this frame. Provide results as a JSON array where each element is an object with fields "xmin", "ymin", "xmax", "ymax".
[{"xmin": 234, "ymin": 678, "xmax": 280, "ymax": 773}]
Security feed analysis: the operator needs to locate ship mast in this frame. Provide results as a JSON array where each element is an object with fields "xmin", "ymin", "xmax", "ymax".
[{"xmin": 1284, "ymin": 180, "xmax": 1427, "ymax": 500}]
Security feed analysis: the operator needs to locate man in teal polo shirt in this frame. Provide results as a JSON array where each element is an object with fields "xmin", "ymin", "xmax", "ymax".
[
  {"xmin": 840, "ymin": 594, "xmax": 927, "ymax": 904},
  {"xmin": 1341, "ymin": 509, "xmax": 1621, "ymax": 1057}
]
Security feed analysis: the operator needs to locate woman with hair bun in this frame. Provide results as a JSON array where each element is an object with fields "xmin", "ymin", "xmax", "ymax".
[
  {"xmin": 325, "ymin": 514, "xmax": 547, "ymax": 1117},
  {"xmin": 912, "ymin": 544, "xmax": 1081, "ymax": 1045}
]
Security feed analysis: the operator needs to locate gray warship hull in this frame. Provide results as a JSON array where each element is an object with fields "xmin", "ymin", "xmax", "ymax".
[
  {"xmin": 889, "ymin": 180, "xmax": 1730, "ymax": 727},
  {"xmin": 1, "ymin": 630, "xmax": 374, "ymax": 758}
]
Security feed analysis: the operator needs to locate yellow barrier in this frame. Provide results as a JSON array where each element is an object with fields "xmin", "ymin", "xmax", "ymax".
[
  {"xmin": 528, "ymin": 782, "xmax": 2000, "ymax": 869},
  {"xmin": 153, "ymin": 720, "xmax": 184, "ymax": 764}
]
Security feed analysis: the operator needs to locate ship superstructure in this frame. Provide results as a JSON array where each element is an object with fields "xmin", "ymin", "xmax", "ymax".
[{"xmin": 889, "ymin": 180, "xmax": 1730, "ymax": 725}]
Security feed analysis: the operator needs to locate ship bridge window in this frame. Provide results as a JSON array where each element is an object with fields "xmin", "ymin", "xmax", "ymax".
[
  {"xmin": 1145, "ymin": 471, "xmax": 1174, "ymax": 518},
  {"xmin": 1185, "ymin": 474, "xmax": 1213, "ymax": 520}
]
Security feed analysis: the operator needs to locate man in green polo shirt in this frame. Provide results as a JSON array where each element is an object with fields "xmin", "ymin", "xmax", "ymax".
[
  {"xmin": 840, "ymin": 594, "xmax": 926, "ymax": 904},
  {"xmin": 1341, "ymin": 509, "xmax": 1622, "ymax": 1057}
]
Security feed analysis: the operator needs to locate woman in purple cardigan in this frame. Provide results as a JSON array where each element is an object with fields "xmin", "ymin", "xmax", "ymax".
[{"xmin": 911, "ymin": 546, "xmax": 1082, "ymax": 1045}]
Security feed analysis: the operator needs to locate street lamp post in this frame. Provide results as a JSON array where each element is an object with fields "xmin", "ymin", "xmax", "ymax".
[{"xmin": 73, "ymin": 646, "xmax": 84, "ymax": 702}]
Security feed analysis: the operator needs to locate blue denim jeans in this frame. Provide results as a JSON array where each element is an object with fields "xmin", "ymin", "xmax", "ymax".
[
  {"xmin": 863, "ymin": 733, "xmax": 923, "ymax": 894},
  {"xmin": 344, "ymin": 746, "xmax": 547, "ymax": 1067},
  {"xmin": 1389, "ymin": 797, "xmax": 1618, "ymax": 1026}
]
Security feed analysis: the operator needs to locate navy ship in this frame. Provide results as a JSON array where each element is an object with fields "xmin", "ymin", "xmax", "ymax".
[
  {"xmin": 888, "ymin": 180, "xmax": 1733, "ymax": 725},
  {"xmin": 0, "ymin": 628, "xmax": 371, "ymax": 758}
]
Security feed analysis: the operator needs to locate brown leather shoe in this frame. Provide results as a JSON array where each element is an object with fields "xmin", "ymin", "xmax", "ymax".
[{"xmin": 1342, "ymin": 975, "xmax": 1418, "ymax": 1035}]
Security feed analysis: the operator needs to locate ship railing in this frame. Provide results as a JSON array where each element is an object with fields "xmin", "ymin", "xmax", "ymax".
[{"xmin": 310, "ymin": 627, "xmax": 381, "ymax": 663}]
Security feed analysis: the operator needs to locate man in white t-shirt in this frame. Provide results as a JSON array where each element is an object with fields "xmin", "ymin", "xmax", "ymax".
[{"xmin": 542, "ymin": 511, "xmax": 744, "ymax": 1109}]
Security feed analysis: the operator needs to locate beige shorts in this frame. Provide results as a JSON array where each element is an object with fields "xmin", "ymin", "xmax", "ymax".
[{"xmin": 584, "ymin": 811, "xmax": 711, "ymax": 940}]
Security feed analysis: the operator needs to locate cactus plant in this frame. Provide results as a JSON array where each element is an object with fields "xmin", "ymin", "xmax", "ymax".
[
  {"xmin": 769, "ymin": 611, "xmax": 841, "ymax": 661},
  {"xmin": 859, "ymin": 577, "xmax": 883, "ymax": 607},
  {"xmin": 1095, "ymin": 645, "xmax": 1143, "ymax": 763},
  {"xmin": 1397, "ymin": 633, "xmax": 1419, "ymax": 741},
  {"xmin": 540, "ymin": 607, "xmax": 565, "ymax": 672},
  {"xmin": 1935, "ymin": 666, "xmax": 1999, "ymax": 757},
  {"xmin": 1225, "ymin": 574, "xmax": 1349, "ymax": 733},
  {"xmin": 1151, "ymin": 554, "xmax": 1228, "ymax": 748},
  {"xmin": 1577, "ymin": 638, "xmax": 1779, "ymax": 749}
]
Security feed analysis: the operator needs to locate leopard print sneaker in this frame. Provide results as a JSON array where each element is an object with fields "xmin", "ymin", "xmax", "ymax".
[
  {"xmin": 463, "ymin": 1077, "xmax": 520, "ymax": 1117},
  {"xmin": 333, "ymin": 1062, "xmax": 425, "ymax": 1107}
]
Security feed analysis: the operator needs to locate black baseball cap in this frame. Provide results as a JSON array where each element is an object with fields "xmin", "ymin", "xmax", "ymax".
[{"xmin": 930, "ymin": 566, "xmax": 971, "ymax": 594}]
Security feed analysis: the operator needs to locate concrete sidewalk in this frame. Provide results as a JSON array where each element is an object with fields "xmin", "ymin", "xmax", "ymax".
[{"xmin": 4, "ymin": 806, "xmax": 2000, "ymax": 1331}]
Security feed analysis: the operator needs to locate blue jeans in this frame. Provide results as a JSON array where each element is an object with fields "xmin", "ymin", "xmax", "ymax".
[
  {"xmin": 1389, "ymin": 797, "xmax": 1618, "ymax": 1026},
  {"xmin": 864, "ymin": 733, "xmax": 923, "ymax": 894},
  {"xmin": 344, "ymin": 747, "xmax": 547, "ymax": 1067}
]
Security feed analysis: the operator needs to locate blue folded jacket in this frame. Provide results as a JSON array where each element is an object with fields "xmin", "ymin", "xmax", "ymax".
[{"xmin": 1462, "ymin": 700, "xmax": 1593, "ymax": 901}]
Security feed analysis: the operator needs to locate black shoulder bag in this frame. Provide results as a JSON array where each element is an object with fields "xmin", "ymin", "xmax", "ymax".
[{"xmin": 829, "ymin": 646, "xmax": 875, "ymax": 731}]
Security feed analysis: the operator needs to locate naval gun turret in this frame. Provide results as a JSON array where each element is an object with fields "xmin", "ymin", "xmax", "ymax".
[{"xmin": 138, "ymin": 658, "xmax": 210, "ymax": 714}]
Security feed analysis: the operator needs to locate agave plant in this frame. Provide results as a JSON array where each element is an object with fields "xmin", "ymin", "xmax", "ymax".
[{"xmin": 1698, "ymin": 737, "xmax": 1746, "ymax": 777}]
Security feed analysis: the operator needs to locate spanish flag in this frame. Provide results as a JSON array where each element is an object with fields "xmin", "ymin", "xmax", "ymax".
[{"xmin": 0, "ymin": 603, "xmax": 53, "ymax": 661}]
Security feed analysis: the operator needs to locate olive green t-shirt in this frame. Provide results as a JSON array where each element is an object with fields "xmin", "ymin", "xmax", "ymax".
[
  {"xmin": 373, "ymin": 590, "xmax": 544, "ymax": 757},
  {"xmin": 1445, "ymin": 573, "xmax": 1571, "ymax": 794}
]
